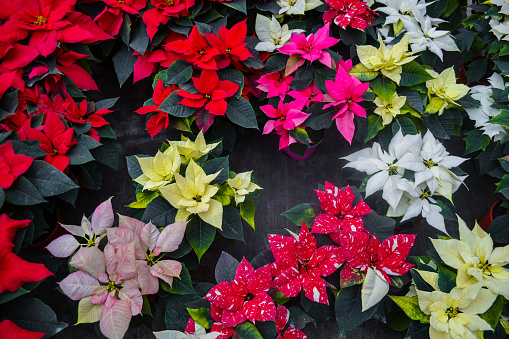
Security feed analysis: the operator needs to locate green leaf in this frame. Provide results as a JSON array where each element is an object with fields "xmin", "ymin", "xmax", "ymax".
[
  {"xmin": 349, "ymin": 63, "xmax": 378, "ymax": 81},
  {"xmin": 215, "ymin": 251, "xmax": 240, "ymax": 283},
  {"xmin": 234, "ymin": 321, "xmax": 264, "ymax": 339},
  {"xmin": 261, "ymin": 54, "xmax": 288, "ymax": 74},
  {"xmin": 219, "ymin": 205, "xmax": 244, "ymax": 241},
  {"xmin": 302, "ymin": 103, "xmax": 335, "ymax": 130},
  {"xmin": 288, "ymin": 307, "xmax": 314, "ymax": 330},
  {"xmin": 365, "ymin": 115, "xmax": 384, "ymax": 142},
  {"xmin": 218, "ymin": 69, "xmax": 244, "ymax": 98},
  {"xmin": 23, "ymin": 160, "xmax": 79, "ymax": 197},
  {"xmin": 222, "ymin": 0, "xmax": 247, "ymax": 14},
  {"xmin": 67, "ymin": 144, "xmax": 95, "ymax": 165},
  {"xmin": 427, "ymin": 111, "xmax": 454, "ymax": 139},
  {"xmin": 214, "ymin": 184, "xmax": 234, "ymax": 206},
  {"xmin": 203, "ymin": 156, "xmax": 229, "ymax": 184},
  {"xmin": 464, "ymin": 129, "xmax": 490, "ymax": 154},
  {"xmin": 10, "ymin": 140, "xmax": 47, "ymax": 158},
  {"xmin": 292, "ymin": 63, "xmax": 315, "ymax": 90},
  {"xmin": 0, "ymin": 89, "xmax": 18, "ymax": 120},
  {"xmin": 8, "ymin": 298, "xmax": 67, "ymax": 336},
  {"xmin": 371, "ymin": 77, "xmax": 396, "ymax": 102},
  {"xmin": 281, "ymin": 203, "xmax": 316, "ymax": 226},
  {"xmin": 466, "ymin": 58, "xmax": 488, "ymax": 84},
  {"xmin": 405, "ymin": 320, "xmax": 430, "ymax": 339},
  {"xmin": 77, "ymin": 134, "xmax": 102, "ymax": 150},
  {"xmin": 158, "ymin": 92, "xmax": 196, "ymax": 117},
  {"xmin": 400, "ymin": 61, "xmax": 433, "ymax": 86},
  {"xmin": 126, "ymin": 155, "xmax": 146, "ymax": 180},
  {"xmin": 454, "ymin": 28, "xmax": 476, "ymax": 52},
  {"xmin": 476, "ymin": 142, "xmax": 504, "ymax": 176},
  {"xmin": 80, "ymin": 162, "xmax": 102, "ymax": 190},
  {"xmin": 400, "ymin": 89, "xmax": 424, "ymax": 113},
  {"xmin": 187, "ymin": 307, "xmax": 213, "ymax": 329},
  {"xmin": 487, "ymin": 215, "xmax": 509, "ymax": 244},
  {"xmin": 225, "ymin": 97, "xmax": 258, "ymax": 129},
  {"xmin": 490, "ymin": 109, "xmax": 509, "ymax": 128},
  {"xmin": 0, "ymin": 187, "xmax": 4, "ymax": 209},
  {"xmin": 437, "ymin": 266, "xmax": 456, "ymax": 293},
  {"xmin": 129, "ymin": 21, "xmax": 150, "ymax": 55},
  {"xmin": 165, "ymin": 294, "xmax": 200, "ymax": 330},
  {"xmin": 335, "ymin": 285, "xmax": 378, "ymax": 335},
  {"xmin": 481, "ymin": 295, "xmax": 505, "ymax": 330},
  {"xmin": 314, "ymin": 67, "xmax": 336, "ymax": 93},
  {"xmin": 4, "ymin": 176, "xmax": 46, "ymax": 205},
  {"xmin": 186, "ymin": 216, "xmax": 217, "ymax": 260},
  {"xmin": 112, "ymin": 44, "xmax": 137, "ymax": 87},
  {"xmin": 410, "ymin": 270, "xmax": 434, "ymax": 292},
  {"xmin": 91, "ymin": 140, "xmax": 119, "ymax": 170},
  {"xmin": 141, "ymin": 196, "xmax": 177, "ymax": 226},
  {"xmin": 392, "ymin": 117, "xmax": 417, "ymax": 135},
  {"xmin": 240, "ymin": 199, "xmax": 256, "ymax": 230},
  {"xmin": 0, "ymin": 287, "xmax": 29, "ymax": 305},
  {"xmin": 165, "ymin": 60, "xmax": 193, "ymax": 85},
  {"xmin": 426, "ymin": 0, "xmax": 448, "ymax": 18},
  {"xmin": 389, "ymin": 296, "xmax": 430, "ymax": 323},
  {"xmin": 289, "ymin": 127, "xmax": 310, "ymax": 146},
  {"xmin": 495, "ymin": 174, "xmax": 509, "ymax": 200},
  {"xmin": 127, "ymin": 190, "xmax": 159, "ymax": 209},
  {"xmin": 141, "ymin": 295, "xmax": 152, "ymax": 316},
  {"xmin": 162, "ymin": 263, "xmax": 195, "ymax": 295},
  {"xmin": 94, "ymin": 97, "xmax": 119, "ymax": 111}
]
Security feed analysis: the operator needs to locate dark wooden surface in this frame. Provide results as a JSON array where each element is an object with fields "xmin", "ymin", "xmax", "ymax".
[{"xmin": 36, "ymin": 66, "xmax": 499, "ymax": 338}]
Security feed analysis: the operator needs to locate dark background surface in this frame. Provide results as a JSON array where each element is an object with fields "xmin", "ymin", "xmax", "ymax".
[{"xmin": 32, "ymin": 63, "xmax": 499, "ymax": 338}]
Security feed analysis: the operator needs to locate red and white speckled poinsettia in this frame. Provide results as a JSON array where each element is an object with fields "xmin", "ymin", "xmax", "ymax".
[
  {"xmin": 269, "ymin": 224, "xmax": 344, "ymax": 305},
  {"xmin": 205, "ymin": 258, "xmax": 276, "ymax": 328},
  {"xmin": 275, "ymin": 305, "xmax": 308, "ymax": 339},
  {"xmin": 311, "ymin": 182, "xmax": 372, "ymax": 244},
  {"xmin": 323, "ymin": 0, "xmax": 377, "ymax": 31}
]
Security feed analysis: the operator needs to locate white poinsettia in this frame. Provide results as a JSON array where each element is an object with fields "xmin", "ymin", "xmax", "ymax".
[
  {"xmin": 255, "ymin": 14, "xmax": 303, "ymax": 52},
  {"xmin": 387, "ymin": 180, "xmax": 447, "ymax": 235},
  {"xmin": 154, "ymin": 324, "xmax": 219, "ymax": 339},
  {"xmin": 491, "ymin": 0, "xmax": 509, "ymax": 15},
  {"xmin": 465, "ymin": 73, "xmax": 509, "ymax": 142},
  {"xmin": 403, "ymin": 16, "xmax": 459, "ymax": 61},
  {"xmin": 277, "ymin": 0, "xmax": 323, "ymax": 15},
  {"xmin": 376, "ymin": 0, "xmax": 429, "ymax": 32},
  {"xmin": 490, "ymin": 18, "xmax": 509, "ymax": 42},
  {"xmin": 342, "ymin": 131, "xmax": 425, "ymax": 209},
  {"xmin": 413, "ymin": 131, "xmax": 467, "ymax": 202}
]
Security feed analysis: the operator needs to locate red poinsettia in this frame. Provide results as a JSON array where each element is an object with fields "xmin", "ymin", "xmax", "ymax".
[
  {"xmin": 204, "ymin": 21, "xmax": 252, "ymax": 69},
  {"xmin": 0, "ymin": 214, "xmax": 53, "ymax": 293},
  {"xmin": 0, "ymin": 0, "xmax": 111, "ymax": 56},
  {"xmin": 275, "ymin": 305, "xmax": 307, "ymax": 339},
  {"xmin": 323, "ymin": 0, "xmax": 377, "ymax": 31},
  {"xmin": 0, "ymin": 141, "xmax": 33, "ymax": 189},
  {"xmin": 135, "ymin": 79, "xmax": 178, "ymax": 137},
  {"xmin": 0, "ymin": 319, "xmax": 45, "ymax": 339},
  {"xmin": 21, "ymin": 112, "xmax": 76, "ymax": 171},
  {"xmin": 269, "ymin": 224, "xmax": 344, "ymax": 305},
  {"xmin": 143, "ymin": 0, "xmax": 195, "ymax": 41},
  {"xmin": 0, "ymin": 43, "xmax": 39, "ymax": 98},
  {"xmin": 205, "ymin": 258, "xmax": 276, "ymax": 328},
  {"xmin": 165, "ymin": 26, "xmax": 220, "ymax": 70},
  {"xmin": 55, "ymin": 48, "xmax": 99, "ymax": 91},
  {"xmin": 311, "ymin": 183, "xmax": 372, "ymax": 244},
  {"xmin": 95, "ymin": 0, "xmax": 148, "ymax": 36},
  {"xmin": 338, "ymin": 230, "xmax": 415, "ymax": 285},
  {"xmin": 177, "ymin": 70, "xmax": 239, "ymax": 116}
]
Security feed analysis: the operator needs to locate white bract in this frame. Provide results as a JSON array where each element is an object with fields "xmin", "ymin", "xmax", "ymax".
[
  {"xmin": 492, "ymin": 0, "xmax": 509, "ymax": 15},
  {"xmin": 277, "ymin": 0, "xmax": 322, "ymax": 15},
  {"xmin": 490, "ymin": 18, "xmax": 509, "ymax": 42},
  {"xmin": 255, "ymin": 15, "xmax": 303, "ymax": 52}
]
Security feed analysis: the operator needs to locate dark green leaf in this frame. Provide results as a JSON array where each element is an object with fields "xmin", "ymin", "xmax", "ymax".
[
  {"xmin": 219, "ymin": 206, "xmax": 244, "ymax": 241},
  {"xmin": 10, "ymin": 140, "xmax": 47, "ymax": 158},
  {"xmin": 365, "ymin": 115, "xmax": 384, "ymax": 142},
  {"xmin": 141, "ymin": 196, "xmax": 177, "ymax": 226},
  {"xmin": 427, "ymin": 111, "xmax": 454, "ymax": 139},
  {"xmin": 400, "ymin": 89, "xmax": 424, "ymax": 113},
  {"xmin": 0, "ymin": 89, "xmax": 18, "ymax": 120},
  {"xmin": 426, "ymin": 0, "xmax": 447, "ymax": 17},
  {"xmin": 77, "ymin": 134, "xmax": 102, "ymax": 150},
  {"xmin": 67, "ymin": 144, "xmax": 95, "ymax": 165},
  {"xmin": 7, "ymin": 298, "xmax": 67, "ymax": 337},
  {"xmin": 166, "ymin": 60, "xmax": 193, "ymax": 85},
  {"xmin": 410, "ymin": 270, "xmax": 434, "ymax": 292},
  {"xmin": 234, "ymin": 321, "xmax": 263, "ymax": 339},
  {"xmin": 218, "ymin": 69, "xmax": 244, "ymax": 98},
  {"xmin": 225, "ymin": 97, "xmax": 258, "ymax": 129},
  {"xmin": 400, "ymin": 62, "xmax": 433, "ymax": 86},
  {"xmin": 203, "ymin": 156, "xmax": 229, "ymax": 184},
  {"xmin": 476, "ymin": 142, "xmax": 504, "ymax": 176},
  {"xmin": 158, "ymin": 92, "xmax": 196, "ymax": 117},
  {"xmin": 0, "ymin": 187, "xmax": 4, "ymax": 209},
  {"xmin": 261, "ymin": 54, "xmax": 288, "ymax": 74},
  {"xmin": 94, "ymin": 97, "xmax": 119, "ymax": 111},
  {"xmin": 0, "ymin": 287, "xmax": 28, "ymax": 305},
  {"xmin": 4, "ymin": 176, "xmax": 46, "ymax": 205},
  {"xmin": 437, "ymin": 266, "xmax": 456, "ymax": 293},
  {"xmin": 455, "ymin": 28, "xmax": 476, "ymax": 52},
  {"xmin": 371, "ymin": 77, "xmax": 396, "ymax": 102},
  {"xmin": 24, "ymin": 160, "xmax": 79, "ymax": 197},
  {"xmin": 392, "ymin": 117, "xmax": 417, "ymax": 135},
  {"xmin": 362, "ymin": 212, "xmax": 395, "ymax": 242},
  {"xmin": 288, "ymin": 306, "xmax": 314, "ymax": 329},
  {"xmin": 281, "ymin": 203, "xmax": 316, "ymax": 226},
  {"xmin": 80, "ymin": 162, "xmax": 102, "ymax": 190},
  {"xmin": 215, "ymin": 251, "xmax": 240, "ymax": 283},
  {"xmin": 303, "ymin": 103, "xmax": 335, "ymax": 130},
  {"xmin": 289, "ymin": 127, "xmax": 310, "ymax": 146},
  {"xmin": 314, "ymin": 67, "xmax": 336, "ymax": 93},
  {"xmin": 466, "ymin": 58, "xmax": 488, "ymax": 84},
  {"xmin": 186, "ymin": 216, "xmax": 217, "ymax": 260},
  {"xmin": 487, "ymin": 215, "xmax": 509, "ymax": 244},
  {"xmin": 291, "ymin": 63, "xmax": 315, "ymax": 90},
  {"xmin": 126, "ymin": 154, "xmax": 147, "ymax": 180},
  {"xmin": 405, "ymin": 320, "xmax": 430, "ymax": 339},
  {"xmin": 162, "ymin": 264, "xmax": 195, "ymax": 295},
  {"xmin": 129, "ymin": 21, "xmax": 150, "ymax": 55},
  {"xmin": 464, "ymin": 129, "xmax": 490, "ymax": 154},
  {"xmin": 222, "ymin": 0, "xmax": 247, "ymax": 14},
  {"xmin": 91, "ymin": 140, "xmax": 119, "ymax": 170},
  {"xmin": 335, "ymin": 285, "xmax": 378, "ymax": 335},
  {"xmin": 456, "ymin": 94, "xmax": 480, "ymax": 108},
  {"xmin": 112, "ymin": 44, "xmax": 137, "ymax": 87},
  {"xmin": 481, "ymin": 295, "xmax": 505, "ymax": 330},
  {"xmin": 490, "ymin": 109, "xmax": 509, "ymax": 128}
]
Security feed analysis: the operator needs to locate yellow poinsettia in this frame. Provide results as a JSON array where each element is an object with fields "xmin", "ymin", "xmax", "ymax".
[
  {"xmin": 426, "ymin": 67, "xmax": 470, "ymax": 115},
  {"xmin": 373, "ymin": 93, "xmax": 407, "ymax": 125},
  {"xmin": 159, "ymin": 160, "xmax": 223, "ymax": 229},
  {"xmin": 417, "ymin": 283, "xmax": 495, "ymax": 339},
  {"xmin": 135, "ymin": 145, "xmax": 181, "ymax": 191},
  {"xmin": 431, "ymin": 217, "xmax": 509, "ymax": 299},
  {"xmin": 227, "ymin": 171, "xmax": 262, "ymax": 205},
  {"xmin": 168, "ymin": 130, "xmax": 220, "ymax": 164},
  {"xmin": 357, "ymin": 34, "xmax": 417, "ymax": 85}
]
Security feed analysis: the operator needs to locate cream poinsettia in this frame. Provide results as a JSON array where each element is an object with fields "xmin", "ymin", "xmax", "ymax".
[
  {"xmin": 277, "ymin": 0, "xmax": 323, "ymax": 15},
  {"xmin": 227, "ymin": 171, "xmax": 262, "ymax": 205},
  {"xmin": 357, "ymin": 34, "xmax": 417, "ymax": 84},
  {"xmin": 159, "ymin": 160, "xmax": 223, "ymax": 229},
  {"xmin": 425, "ymin": 67, "xmax": 470, "ymax": 115},
  {"xmin": 134, "ymin": 145, "xmax": 181, "ymax": 191},
  {"xmin": 373, "ymin": 92, "xmax": 407, "ymax": 125},
  {"xmin": 431, "ymin": 217, "xmax": 509, "ymax": 299},
  {"xmin": 255, "ymin": 14, "xmax": 304, "ymax": 52},
  {"xmin": 168, "ymin": 131, "xmax": 220, "ymax": 164},
  {"xmin": 416, "ymin": 283, "xmax": 495, "ymax": 339}
]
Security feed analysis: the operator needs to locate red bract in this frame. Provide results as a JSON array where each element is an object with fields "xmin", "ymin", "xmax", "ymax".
[
  {"xmin": 54, "ymin": 48, "xmax": 99, "ymax": 91},
  {"xmin": 0, "ymin": 43, "xmax": 39, "ymax": 98},
  {"xmin": 95, "ymin": 0, "xmax": 147, "ymax": 36},
  {"xmin": 0, "ymin": 0, "xmax": 111, "ymax": 56},
  {"xmin": 205, "ymin": 258, "xmax": 276, "ymax": 328},
  {"xmin": 0, "ymin": 214, "xmax": 53, "ymax": 293},
  {"xmin": 165, "ymin": 26, "xmax": 220, "ymax": 70},
  {"xmin": 21, "ymin": 112, "xmax": 76, "ymax": 171},
  {"xmin": 0, "ymin": 141, "xmax": 33, "ymax": 189},
  {"xmin": 143, "ymin": 0, "xmax": 195, "ymax": 41},
  {"xmin": 177, "ymin": 70, "xmax": 239, "ymax": 116},
  {"xmin": 312, "ymin": 183, "xmax": 372, "ymax": 244},
  {"xmin": 338, "ymin": 230, "xmax": 416, "ymax": 285},
  {"xmin": 205, "ymin": 21, "xmax": 252, "ymax": 69},
  {"xmin": 269, "ymin": 224, "xmax": 344, "ymax": 305},
  {"xmin": 0, "ymin": 319, "xmax": 45, "ymax": 339},
  {"xmin": 323, "ymin": 0, "xmax": 377, "ymax": 31},
  {"xmin": 275, "ymin": 305, "xmax": 308, "ymax": 339}
]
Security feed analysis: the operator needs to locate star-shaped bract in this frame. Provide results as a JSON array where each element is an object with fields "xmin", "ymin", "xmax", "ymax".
[
  {"xmin": 0, "ymin": 140, "xmax": 33, "ymax": 190},
  {"xmin": 312, "ymin": 183, "xmax": 371, "ymax": 244},
  {"xmin": 205, "ymin": 20, "xmax": 252, "ymax": 69},
  {"xmin": 323, "ymin": 0, "xmax": 377, "ymax": 31},
  {"xmin": 269, "ymin": 224, "xmax": 344, "ymax": 305}
]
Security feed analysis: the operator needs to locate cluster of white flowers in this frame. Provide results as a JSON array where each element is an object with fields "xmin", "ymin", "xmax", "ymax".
[
  {"xmin": 375, "ymin": 0, "xmax": 458, "ymax": 60},
  {"xmin": 465, "ymin": 72, "xmax": 509, "ymax": 142},
  {"xmin": 342, "ymin": 130, "xmax": 467, "ymax": 234},
  {"xmin": 490, "ymin": 0, "xmax": 509, "ymax": 41}
]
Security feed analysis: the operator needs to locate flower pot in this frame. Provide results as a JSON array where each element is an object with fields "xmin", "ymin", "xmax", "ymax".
[
  {"xmin": 478, "ymin": 200, "xmax": 504, "ymax": 231},
  {"xmin": 284, "ymin": 144, "xmax": 319, "ymax": 160}
]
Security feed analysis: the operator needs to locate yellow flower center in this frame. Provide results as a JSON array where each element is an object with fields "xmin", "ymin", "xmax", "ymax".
[
  {"xmin": 33, "ymin": 16, "xmax": 47, "ymax": 26},
  {"xmin": 165, "ymin": 0, "xmax": 174, "ymax": 5},
  {"xmin": 445, "ymin": 306, "xmax": 460, "ymax": 318},
  {"xmin": 478, "ymin": 260, "xmax": 492, "ymax": 275},
  {"xmin": 147, "ymin": 253, "xmax": 156, "ymax": 266},
  {"xmin": 423, "ymin": 159, "xmax": 437, "ymax": 168},
  {"xmin": 225, "ymin": 48, "xmax": 231, "ymax": 52},
  {"xmin": 420, "ymin": 189, "xmax": 431, "ymax": 200},
  {"xmin": 107, "ymin": 281, "xmax": 122, "ymax": 292},
  {"xmin": 118, "ymin": 0, "xmax": 125, "ymax": 3},
  {"xmin": 388, "ymin": 164, "xmax": 398, "ymax": 175}
]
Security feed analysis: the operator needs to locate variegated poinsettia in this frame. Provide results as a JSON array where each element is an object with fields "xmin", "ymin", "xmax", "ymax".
[
  {"xmin": 154, "ymin": 317, "xmax": 220, "ymax": 339},
  {"xmin": 311, "ymin": 182, "xmax": 372, "ymax": 244},
  {"xmin": 338, "ymin": 230, "xmax": 416, "ymax": 311},
  {"xmin": 46, "ymin": 197, "xmax": 114, "ymax": 258},
  {"xmin": 269, "ymin": 223, "xmax": 344, "ymax": 305},
  {"xmin": 205, "ymin": 258, "xmax": 276, "ymax": 328},
  {"xmin": 275, "ymin": 305, "xmax": 308, "ymax": 339}
]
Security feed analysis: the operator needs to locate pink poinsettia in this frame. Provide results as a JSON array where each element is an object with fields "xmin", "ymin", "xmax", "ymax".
[
  {"xmin": 275, "ymin": 305, "xmax": 308, "ymax": 339},
  {"xmin": 257, "ymin": 71, "xmax": 293, "ymax": 99},
  {"xmin": 278, "ymin": 23, "xmax": 339, "ymax": 69},
  {"xmin": 269, "ymin": 224, "xmax": 344, "ymax": 305},
  {"xmin": 323, "ymin": 0, "xmax": 378, "ymax": 31},
  {"xmin": 312, "ymin": 183, "xmax": 372, "ymax": 244},
  {"xmin": 261, "ymin": 99, "xmax": 310, "ymax": 149},
  {"xmin": 205, "ymin": 258, "xmax": 276, "ymax": 328},
  {"xmin": 323, "ymin": 66, "xmax": 369, "ymax": 144},
  {"xmin": 287, "ymin": 82, "xmax": 324, "ymax": 107}
]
